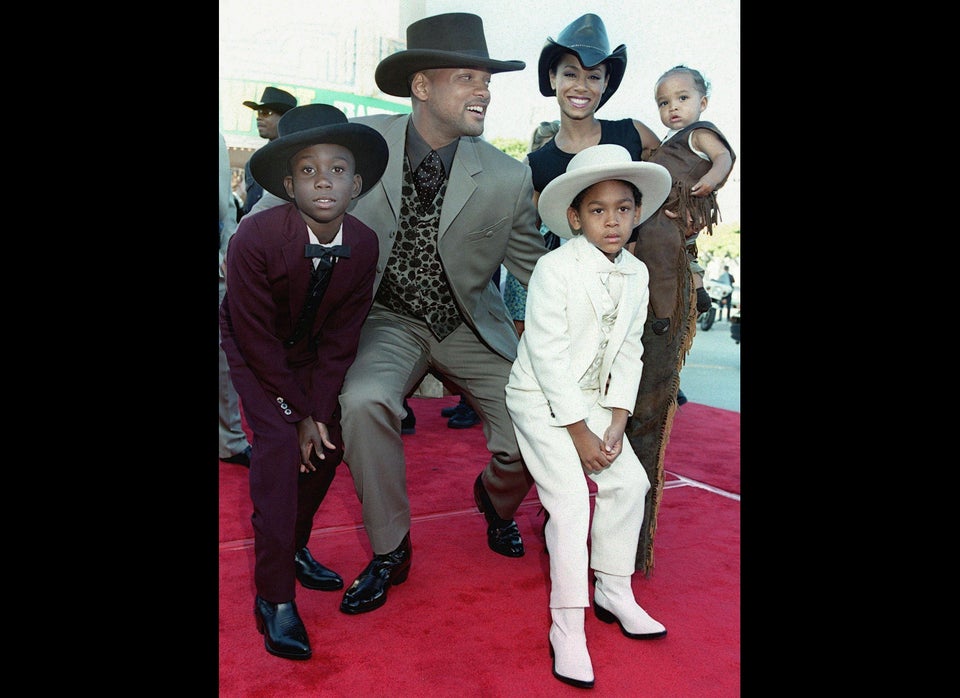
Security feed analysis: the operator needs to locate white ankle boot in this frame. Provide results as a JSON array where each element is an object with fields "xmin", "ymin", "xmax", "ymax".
[
  {"xmin": 549, "ymin": 607, "xmax": 594, "ymax": 688},
  {"xmin": 593, "ymin": 571, "xmax": 667, "ymax": 639}
]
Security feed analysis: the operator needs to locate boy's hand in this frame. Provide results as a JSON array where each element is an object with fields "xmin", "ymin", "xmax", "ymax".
[
  {"xmin": 567, "ymin": 421, "xmax": 613, "ymax": 473},
  {"xmin": 296, "ymin": 417, "xmax": 336, "ymax": 473}
]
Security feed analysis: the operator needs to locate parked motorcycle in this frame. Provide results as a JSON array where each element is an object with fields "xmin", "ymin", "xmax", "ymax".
[{"xmin": 697, "ymin": 279, "xmax": 733, "ymax": 331}]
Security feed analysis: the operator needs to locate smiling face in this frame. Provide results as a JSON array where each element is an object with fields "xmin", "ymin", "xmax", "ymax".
[
  {"xmin": 283, "ymin": 142, "xmax": 361, "ymax": 232},
  {"xmin": 655, "ymin": 72, "xmax": 708, "ymax": 131},
  {"xmin": 567, "ymin": 179, "xmax": 641, "ymax": 262},
  {"xmin": 550, "ymin": 52, "xmax": 609, "ymax": 120},
  {"xmin": 413, "ymin": 67, "xmax": 492, "ymax": 144}
]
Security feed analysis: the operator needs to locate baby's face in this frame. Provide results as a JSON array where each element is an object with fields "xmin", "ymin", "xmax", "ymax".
[
  {"xmin": 284, "ymin": 143, "xmax": 361, "ymax": 221},
  {"xmin": 655, "ymin": 73, "xmax": 707, "ymax": 131}
]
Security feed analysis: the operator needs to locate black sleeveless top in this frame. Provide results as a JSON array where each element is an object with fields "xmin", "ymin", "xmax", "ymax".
[
  {"xmin": 527, "ymin": 118, "xmax": 644, "ymax": 241},
  {"xmin": 526, "ymin": 118, "xmax": 643, "ymax": 193}
]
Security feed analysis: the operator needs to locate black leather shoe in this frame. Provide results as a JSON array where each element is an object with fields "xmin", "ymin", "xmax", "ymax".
[
  {"xmin": 447, "ymin": 403, "xmax": 480, "ymax": 429},
  {"xmin": 440, "ymin": 398, "xmax": 467, "ymax": 418},
  {"xmin": 401, "ymin": 399, "xmax": 416, "ymax": 435},
  {"xmin": 294, "ymin": 547, "xmax": 343, "ymax": 591},
  {"xmin": 254, "ymin": 595, "xmax": 311, "ymax": 660},
  {"xmin": 340, "ymin": 533, "xmax": 412, "ymax": 614},
  {"xmin": 222, "ymin": 445, "xmax": 252, "ymax": 467},
  {"xmin": 473, "ymin": 473, "xmax": 524, "ymax": 557}
]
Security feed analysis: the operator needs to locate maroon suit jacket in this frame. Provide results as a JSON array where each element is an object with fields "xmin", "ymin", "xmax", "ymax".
[{"xmin": 220, "ymin": 203, "xmax": 379, "ymax": 427}]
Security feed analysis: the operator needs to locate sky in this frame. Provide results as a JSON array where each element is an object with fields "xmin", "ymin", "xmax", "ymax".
[{"xmin": 220, "ymin": 0, "xmax": 740, "ymax": 222}]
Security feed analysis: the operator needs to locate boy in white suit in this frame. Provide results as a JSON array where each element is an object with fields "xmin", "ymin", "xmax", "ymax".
[{"xmin": 505, "ymin": 145, "xmax": 672, "ymax": 689}]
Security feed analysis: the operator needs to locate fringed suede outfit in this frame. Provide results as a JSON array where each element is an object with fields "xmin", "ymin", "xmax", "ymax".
[{"xmin": 628, "ymin": 120, "xmax": 736, "ymax": 574}]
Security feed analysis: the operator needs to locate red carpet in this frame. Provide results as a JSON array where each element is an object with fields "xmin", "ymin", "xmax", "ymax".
[{"xmin": 219, "ymin": 396, "xmax": 740, "ymax": 696}]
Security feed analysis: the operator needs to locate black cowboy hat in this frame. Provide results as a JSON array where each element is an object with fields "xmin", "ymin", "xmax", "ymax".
[
  {"xmin": 375, "ymin": 12, "xmax": 525, "ymax": 97},
  {"xmin": 249, "ymin": 104, "xmax": 389, "ymax": 203},
  {"xmin": 242, "ymin": 86, "xmax": 298, "ymax": 114},
  {"xmin": 538, "ymin": 14, "xmax": 627, "ymax": 111}
]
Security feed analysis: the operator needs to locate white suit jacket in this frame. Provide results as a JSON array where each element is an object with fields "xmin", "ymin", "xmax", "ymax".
[{"xmin": 508, "ymin": 235, "xmax": 649, "ymax": 428}]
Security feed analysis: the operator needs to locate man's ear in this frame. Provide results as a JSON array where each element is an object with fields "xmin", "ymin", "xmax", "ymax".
[
  {"xmin": 411, "ymin": 72, "xmax": 429, "ymax": 99},
  {"xmin": 566, "ymin": 206, "xmax": 581, "ymax": 233},
  {"xmin": 352, "ymin": 174, "xmax": 363, "ymax": 199},
  {"xmin": 283, "ymin": 176, "xmax": 295, "ymax": 198}
]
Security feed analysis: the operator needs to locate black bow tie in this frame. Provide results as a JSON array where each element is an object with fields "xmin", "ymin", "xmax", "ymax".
[{"xmin": 304, "ymin": 243, "xmax": 351, "ymax": 259}]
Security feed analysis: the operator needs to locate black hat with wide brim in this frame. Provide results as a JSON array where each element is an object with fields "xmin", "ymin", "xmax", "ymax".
[
  {"xmin": 242, "ymin": 86, "xmax": 298, "ymax": 114},
  {"xmin": 538, "ymin": 14, "xmax": 627, "ymax": 111},
  {"xmin": 249, "ymin": 104, "xmax": 389, "ymax": 203},
  {"xmin": 375, "ymin": 12, "xmax": 525, "ymax": 97}
]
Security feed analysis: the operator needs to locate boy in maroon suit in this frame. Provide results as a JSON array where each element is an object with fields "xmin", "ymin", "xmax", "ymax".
[{"xmin": 220, "ymin": 104, "xmax": 388, "ymax": 660}]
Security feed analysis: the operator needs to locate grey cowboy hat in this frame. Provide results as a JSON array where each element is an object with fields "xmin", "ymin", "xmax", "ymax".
[
  {"xmin": 249, "ymin": 104, "xmax": 389, "ymax": 203},
  {"xmin": 538, "ymin": 14, "xmax": 627, "ymax": 111},
  {"xmin": 538, "ymin": 144, "xmax": 671, "ymax": 239},
  {"xmin": 242, "ymin": 86, "xmax": 298, "ymax": 114},
  {"xmin": 375, "ymin": 12, "xmax": 525, "ymax": 97}
]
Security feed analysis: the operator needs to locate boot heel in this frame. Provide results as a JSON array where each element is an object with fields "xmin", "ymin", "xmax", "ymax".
[
  {"xmin": 593, "ymin": 600, "xmax": 616, "ymax": 624},
  {"xmin": 392, "ymin": 566, "xmax": 410, "ymax": 586}
]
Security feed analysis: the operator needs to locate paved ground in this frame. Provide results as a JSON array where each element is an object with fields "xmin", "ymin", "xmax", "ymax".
[{"xmin": 679, "ymin": 315, "xmax": 741, "ymax": 413}]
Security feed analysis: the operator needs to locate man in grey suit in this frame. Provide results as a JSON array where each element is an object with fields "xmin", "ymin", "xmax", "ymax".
[{"xmin": 336, "ymin": 12, "xmax": 549, "ymax": 614}]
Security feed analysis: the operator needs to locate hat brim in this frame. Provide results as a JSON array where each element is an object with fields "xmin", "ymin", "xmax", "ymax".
[
  {"xmin": 537, "ymin": 42, "xmax": 626, "ymax": 111},
  {"xmin": 249, "ymin": 124, "xmax": 389, "ymax": 203},
  {"xmin": 376, "ymin": 50, "xmax": 525, "ymax": 97},
  {"xmin": 538, "ymin": 161, "xmax": 672, "ymax": 239},
  {"xmin": 242, "ymin": 101, "xmax": 296, "ymax": 114}
]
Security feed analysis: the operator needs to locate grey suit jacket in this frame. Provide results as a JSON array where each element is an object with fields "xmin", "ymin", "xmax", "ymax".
[{"xmin": 347, "ymin": 113, "xmax": 547, "ymax": 362}]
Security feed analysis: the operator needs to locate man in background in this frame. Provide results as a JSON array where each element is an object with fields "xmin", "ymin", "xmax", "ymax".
[
  {"xmin": 220, "ymin": 130, "xmax": 252, "ymax": 466},
  {"xmin": 241, "ymin": 87, "xmax": 297, "ymax": 217},
  {"xmin": 717, "ymin": 265, "xmax": 735, "ymax": 321}
]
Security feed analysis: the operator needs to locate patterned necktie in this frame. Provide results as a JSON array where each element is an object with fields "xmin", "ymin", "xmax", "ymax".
[
  {"xmin": 414, "ymin": 150, "xmax": 444, "ymax": 205},
  {"xmin": 605, "ymin": 270, "xmax": 624, "ymax": 304}
]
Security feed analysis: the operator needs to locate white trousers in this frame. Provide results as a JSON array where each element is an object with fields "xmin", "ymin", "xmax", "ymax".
[{"xmin": 506, "ymin": 386, "xmax": 650, "ymax": 608}]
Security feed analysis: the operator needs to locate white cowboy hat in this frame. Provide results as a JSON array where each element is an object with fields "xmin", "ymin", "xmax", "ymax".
[{"xmin": 538, "ymin": 144, "xmax": 672, "ymax": 239}]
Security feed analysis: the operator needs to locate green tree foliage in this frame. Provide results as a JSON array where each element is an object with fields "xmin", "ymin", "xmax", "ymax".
[
  {"xmin": 696, "ymin": 223, "xmax": 740, "ymax": 268},
  {"xmin": 490, "ymin": 137, "xmax": 528, "ymax": 161}
]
